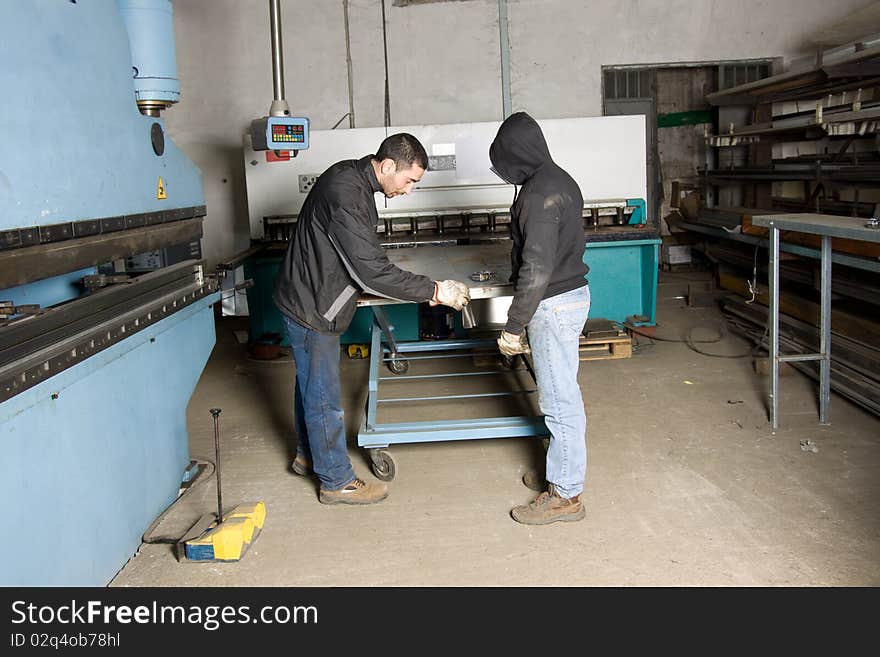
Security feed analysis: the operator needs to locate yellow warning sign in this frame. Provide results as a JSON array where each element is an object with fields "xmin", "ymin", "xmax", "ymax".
[{"xmin": 156, "ymin": 176, "xmax": 167, "ymax": 200}]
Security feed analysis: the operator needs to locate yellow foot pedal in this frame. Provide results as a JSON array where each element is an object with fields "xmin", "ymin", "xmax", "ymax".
[
  {"xmin": 177, "ymin": 501, "xmax": 266, "ymax": 563},
  {"xmin": 347, "ymin": 344, "xmax": 369, "ymax": 359}
]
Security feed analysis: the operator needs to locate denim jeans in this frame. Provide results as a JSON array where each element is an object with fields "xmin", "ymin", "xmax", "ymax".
[
  {"xmin": 281, "ymin": 314, "xmax": 356, "ymax": 490},
  {"xmin": 527, "ymin": 284, "xmax": 590, "ymax": 498}
]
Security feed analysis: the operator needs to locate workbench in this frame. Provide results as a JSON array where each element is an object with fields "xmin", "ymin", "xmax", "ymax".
[{"xmin": 751, "ymin": 213, "xmax": 880, "ymax": 432}]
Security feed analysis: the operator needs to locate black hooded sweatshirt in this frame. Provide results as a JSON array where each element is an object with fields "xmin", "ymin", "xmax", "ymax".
[{"xmin": 489, "ymin": 112, "xmax": 589, "ymax": 335}]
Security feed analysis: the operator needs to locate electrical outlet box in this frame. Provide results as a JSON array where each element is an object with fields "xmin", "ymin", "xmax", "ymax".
[{"xmin": 298, "ymin": 174, "xmax": 319, "ymax": 194}]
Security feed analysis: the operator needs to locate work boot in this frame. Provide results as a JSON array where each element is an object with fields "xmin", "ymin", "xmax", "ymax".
[
  {"xmin": 522, "ymin": 469, "xmax": 547, "ymax": 492},
  {"xmin": 290, "ymin": 454, "xmax": 313, "ymax": 476},
  {"xmin": 510, "ymin": 485, "xmax": 585, "ymax": 525},
  {"xmin": 319, "ymin": 477, "xmax": 389, "ymax": 505}
]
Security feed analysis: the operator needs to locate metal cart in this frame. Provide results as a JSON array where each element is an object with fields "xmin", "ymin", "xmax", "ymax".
[{"xmin": 356, "ymin": 244, "xmax": 549, "ymax": 480}]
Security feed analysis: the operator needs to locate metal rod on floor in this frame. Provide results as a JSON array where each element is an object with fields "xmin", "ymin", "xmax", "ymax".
[{"xmin": 210, "ymin": 408, "xmax": 223, "ymax": 522}]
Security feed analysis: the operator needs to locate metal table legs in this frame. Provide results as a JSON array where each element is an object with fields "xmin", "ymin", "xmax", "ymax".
[{"xmin": 768, "ymin": 225, "xmax": 832, "ymax": 432}]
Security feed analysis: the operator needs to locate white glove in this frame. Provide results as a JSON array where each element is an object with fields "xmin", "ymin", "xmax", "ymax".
[
  {"xmin": 430, "ymin": 280, "xmax": 470, "ymax": 311},
  {"xmin": 497, "ymin": 330, "xmax": 529, "ymax": 356}
]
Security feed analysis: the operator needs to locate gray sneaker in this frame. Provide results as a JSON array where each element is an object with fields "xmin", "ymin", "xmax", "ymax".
[{"xmin": 319, "ymin": 478, "xmax": 389, "ymax": 505}]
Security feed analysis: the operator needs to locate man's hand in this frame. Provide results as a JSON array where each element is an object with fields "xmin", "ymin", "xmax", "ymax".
[
  {"xmin": 497, "ymin": 330, "xmax": 529, "ymax": 356},
  {"xmin": 431, "ymin": 280, "xmax": 470, "ymax": 311}
]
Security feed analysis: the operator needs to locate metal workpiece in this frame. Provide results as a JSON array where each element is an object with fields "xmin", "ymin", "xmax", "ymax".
[
  {"xmin": 469, "ymin": 270, "xmax": 495, "ymax": 282},
  {"xmin": 356, "ymin": 244, "xmax": 513, "ymax": 308}
]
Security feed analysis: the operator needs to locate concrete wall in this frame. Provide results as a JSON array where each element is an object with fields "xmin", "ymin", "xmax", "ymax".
[{"xmin": 165, "ymin": 0, "xmax": 874, "ymax": 267}]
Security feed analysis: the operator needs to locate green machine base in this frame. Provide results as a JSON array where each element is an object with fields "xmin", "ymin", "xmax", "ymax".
[{"xmin": 584, "ymin": 238, "xmax": 660, "ymax": 326}]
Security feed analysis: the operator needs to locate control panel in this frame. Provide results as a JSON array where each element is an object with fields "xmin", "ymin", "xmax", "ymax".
[{"xmin": 250, "ymin": 116, "xmax": 310, "ymax": 151}]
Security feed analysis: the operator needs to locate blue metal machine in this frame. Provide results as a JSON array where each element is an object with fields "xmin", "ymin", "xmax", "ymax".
[{"xmin": 0, "ymin": 1, "xmax": 220, "ymax": 585}]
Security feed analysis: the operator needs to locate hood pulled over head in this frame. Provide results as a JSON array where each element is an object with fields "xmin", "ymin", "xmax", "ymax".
[{"xmin": 489, "ymin": 112, "xmax": 552, "ymax": 185}]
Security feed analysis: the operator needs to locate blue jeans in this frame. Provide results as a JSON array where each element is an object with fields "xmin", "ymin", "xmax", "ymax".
[
  {"xmin": 527, "ymin": 284, "xmax": 590, "ymax": 498},
  {"xmin": 282, "ymin": 314, "xmax": 356, "ymax": 490}
]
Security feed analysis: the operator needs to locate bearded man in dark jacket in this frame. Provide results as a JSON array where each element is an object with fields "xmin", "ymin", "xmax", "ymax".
[
  {"xmin": 274, "ymin": 133, "xmax": 470, "ymax": 505},
  {"xmin": 490, "ymin": 112, "xmax": 591, "ymax": 524}
]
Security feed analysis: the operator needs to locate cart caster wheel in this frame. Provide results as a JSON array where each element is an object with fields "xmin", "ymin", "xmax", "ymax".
[
  {"xmin": 387, "ymin": 357, "xmax": 409, "ymax": 375},
  {"xmin": 370, "ymin": 449, "xmax": 396, "ymax": 481}
]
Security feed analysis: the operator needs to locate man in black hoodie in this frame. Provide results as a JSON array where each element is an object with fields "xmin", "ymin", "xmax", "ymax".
[
  {"xmin": 489, "ymin": 112, "xmax": 591, "ymax": 524},
  {"xmin": 274, "ymin": 133, "xmax": 470, "ymax": 505}
]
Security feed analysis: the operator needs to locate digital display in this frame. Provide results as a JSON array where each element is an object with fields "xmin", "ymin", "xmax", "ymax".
[
  {"xmin": 271, "ymin": 123, "xmax": 305, "ymax": 143},
  {"xmin": 251, "ymin": 116, "xmax": 309, "ymax": 151}
]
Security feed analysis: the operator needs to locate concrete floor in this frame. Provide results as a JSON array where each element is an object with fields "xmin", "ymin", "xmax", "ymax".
[{"xmin": 112, "ymin": 271, "xmax": 880, "ymax": 586}]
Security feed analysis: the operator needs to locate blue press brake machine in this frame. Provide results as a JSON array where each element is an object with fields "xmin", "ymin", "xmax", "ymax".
[{"xmin": 0, "ymin": 1, "xmax": 220, "ymax": 586}]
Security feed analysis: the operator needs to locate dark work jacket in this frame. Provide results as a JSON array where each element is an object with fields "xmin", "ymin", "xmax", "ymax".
[
  {"xmin": 273, "ymin": 155, "xmax": 436, "ymax": 334},
  {"xmin": 489, "ymin": 112, "xmax": 589, "ymax": 335}
]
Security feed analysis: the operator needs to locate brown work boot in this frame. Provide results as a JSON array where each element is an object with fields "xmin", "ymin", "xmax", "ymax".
[
  {"xmin": 319, "ymin": 477, "xmax": 389, "ymax": 505},
  {"xmin": 522, "ymin": 469, "xmax": 547, "ymax": 492},
  {"xmin": 511, "ymin": 485, "xmax": 585, "ymax": 525},
  {"xmin": 290, "ymin": 454, "xmax": 313, "ymax": 476}
]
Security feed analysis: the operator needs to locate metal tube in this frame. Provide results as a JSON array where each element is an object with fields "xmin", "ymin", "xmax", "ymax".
[
  {"xmin": 379, "ymin": 370, "xmax": 512, "ymax": 381},
  {"xmin": 372, "ymin": 306, "xmax": 399, "ymax": 356},
  {"xmin": 778, "ymin": 353, "xmax": 824, "ymax": 363},
  {"xmin": 461, "ymin": 304, "xmax": 476, "ymax": 329},
  {"xmin": 769, "ymin": 225, "xmax": 779, "ymax": 432},
  {"xmin": 381, "ymin": 0, "xmax": 391, "ymax": 128},
  {"xmin": 210, "ymin": 408, "xmax": 223, "ymax": 522},
  {"xmin": 378, "ymin": 390, "xmax": 536, "ymax": 404},
  {"xmin": 498, "ymin": 0, "xmax": 512, "ymax": 118},
  {"xmin": 270, "ymin": 0, "xmax": 285, "ymax": 102},
  {"xmin": 343, "ymin": 0, "xmax": 356, "ymax": 128},
  {"xmin": 366, "ymin": 324, "xmax": 381, "ymax": 430},
  {"xmin": 819, "ymin": 235, "xmax": 832, "ymax": 424}
]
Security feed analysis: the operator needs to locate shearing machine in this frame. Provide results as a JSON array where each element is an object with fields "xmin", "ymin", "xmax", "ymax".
[
  {"xmin": 0, "ymin": 1, "xmax": 220, "ymax": 585},
  {"xmin": 238, "ymin": 116, "xmax": 658, "ymax": 479}
]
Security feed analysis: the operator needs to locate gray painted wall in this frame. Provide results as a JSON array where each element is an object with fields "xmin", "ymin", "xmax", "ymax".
[{"xmin": 164, "ymin": 0, "xmax": 874, "ymax": 267}]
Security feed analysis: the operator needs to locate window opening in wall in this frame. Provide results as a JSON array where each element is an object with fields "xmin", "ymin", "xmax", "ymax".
[{"xmin": 602, "ymin": 60, "xmax": 775, "ymax": 237}]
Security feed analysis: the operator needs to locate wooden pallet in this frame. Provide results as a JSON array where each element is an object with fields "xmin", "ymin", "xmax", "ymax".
[{"xmin": 578, "ymin": 332, "xmax": 632, "ymax": 361}]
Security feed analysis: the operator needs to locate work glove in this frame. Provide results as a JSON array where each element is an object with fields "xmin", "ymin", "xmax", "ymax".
[
  {"xmin": 497, "ymin": 330, "xmax": 529, "ymax": 356},
  {"xmin": 431, "ymin": 280, "xmax": 470, "ymax": 311}
]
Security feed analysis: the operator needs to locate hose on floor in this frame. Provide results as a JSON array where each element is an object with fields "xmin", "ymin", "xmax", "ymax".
[
  {"xmin": 622, "ymin": 319, "xmax": 768, "ymax": 359},
  {"xmin": 141, "ymin": 458, "xmax": 216, "ymax": 544}
]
